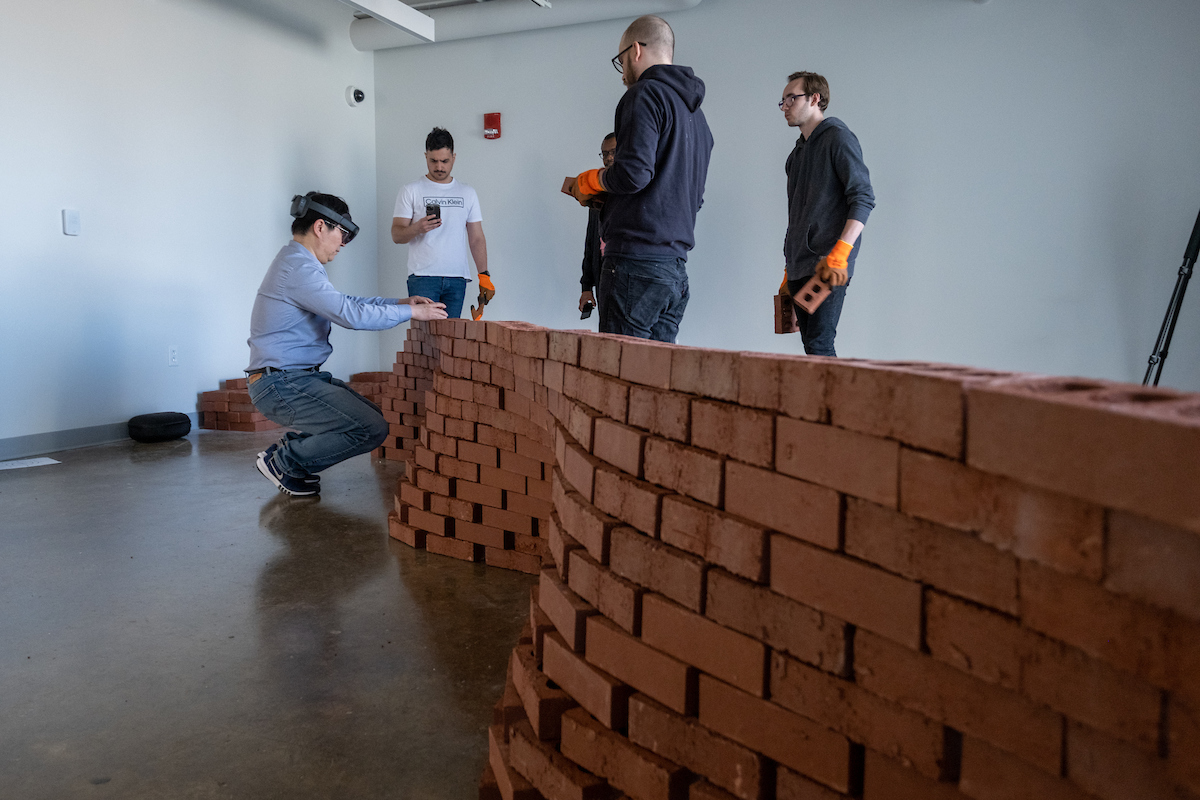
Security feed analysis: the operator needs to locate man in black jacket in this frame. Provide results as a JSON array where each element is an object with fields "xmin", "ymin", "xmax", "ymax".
[
  {"xmin": 780, "ymin": 71, "xmax": 875, "ymax": 356},
  {"xmin": 570, "ymin": 15, "xmax": 713, "ymax": 343},
  {"xmin": 579, "ymin": 132, "xmax": 616, "ymax": 318}
]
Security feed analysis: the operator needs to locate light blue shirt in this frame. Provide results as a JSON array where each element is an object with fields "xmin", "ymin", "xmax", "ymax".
[{"xmin": 247, "ymin": 240, "xmax": 412, "ymax": 371}]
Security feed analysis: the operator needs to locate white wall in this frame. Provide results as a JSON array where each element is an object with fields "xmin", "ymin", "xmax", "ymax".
[
  {"xmin": 0, "ymin": 0, "xmax": 379, "ymax": 445},
  {"xmin": 374, "ymin": 0, "xmax": 1200, "ymax": 390}
]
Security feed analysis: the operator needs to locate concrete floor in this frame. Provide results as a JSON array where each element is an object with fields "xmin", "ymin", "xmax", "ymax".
[{"xmin": 0, "ymin": 430, "xmax": 535, "ymax": 800}]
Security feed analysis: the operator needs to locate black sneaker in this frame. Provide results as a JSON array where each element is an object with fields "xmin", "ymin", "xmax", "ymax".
[
  {"xmin": 259, "ymin": 443, "xmax": 319, "ymax": 488},
  {"xmin": 256, "ymin": 450, "xmax": 319, "ymax": 497}
]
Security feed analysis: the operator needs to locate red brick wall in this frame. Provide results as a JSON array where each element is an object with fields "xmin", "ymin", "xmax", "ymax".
[{"xmin": 389, "ymin": 319, "xmax": 1200, "ymax": 800}]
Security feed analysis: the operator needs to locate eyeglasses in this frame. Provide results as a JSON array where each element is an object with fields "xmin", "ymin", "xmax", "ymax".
[
  {"xmin": 612, "ymin": 42, "xmax": 646, "ymax": 73},
  {"xmin": 324, "ymin": 220, "xmax": 353, "ymax": 244},
  {"xmin": 600, "ymin": 149, "xmax": 616, "ymax": 159},
  {"xmin": 779, "ymin": 92, "xmax": 810, "ymax": 109}
]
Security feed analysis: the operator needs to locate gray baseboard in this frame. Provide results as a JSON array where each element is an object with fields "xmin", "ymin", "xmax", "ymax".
[{"xmin": 0, "ymin": 413, "xmax": 201, "ymax": 461}]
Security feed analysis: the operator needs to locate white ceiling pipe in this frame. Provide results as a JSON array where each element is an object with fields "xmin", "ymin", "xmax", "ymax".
[
  {"xmin": 349, "ymin": 0, "xmax": 704, "ymax": 51},
  {"xmin": 339, "ymin": 0, "xmax": 435, "ymax": 42}
]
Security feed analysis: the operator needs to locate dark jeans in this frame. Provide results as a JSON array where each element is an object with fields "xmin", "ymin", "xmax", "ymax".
[
  {"xmin": 407, "ymin": 275, "xmax": 467, "ymax": 319},
  {"xmin": 787, "ymin": 277, "xmax": 850, "ymax": 357},
  {"xmin": 598, "ymin": 255, "xmax": 689, "ymax": 343},
  {"xmin": 248, "ymin": 370, "xmax": 388, "ymax": 476}
]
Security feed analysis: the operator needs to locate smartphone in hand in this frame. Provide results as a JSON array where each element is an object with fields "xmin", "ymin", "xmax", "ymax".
[
  {"xmin": 581, "ymin": 301, "xmax": 594, "ymax": 320},
  {"xmin": 425, "ymin": 203, "xmax": 441, "ymax": 221}
]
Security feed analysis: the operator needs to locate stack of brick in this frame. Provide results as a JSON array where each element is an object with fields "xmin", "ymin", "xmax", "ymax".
[
  {"xmin": 372, "ymin": 327, "xmax": 438, "ymax": 461},
  {"xmin": 347, "ymin": 371, "xmax": 392, "ymax": 407},
  {"xmin": 389, "ymin": 320, "xmax": 1200, "ymax": 800},
  {"xmin": 198, "ymin": 377, "xmax": 282, "ymax": 432},
  {"xmin": 388, "ymin": 320, "xmax": 557, "ymax": 574}
]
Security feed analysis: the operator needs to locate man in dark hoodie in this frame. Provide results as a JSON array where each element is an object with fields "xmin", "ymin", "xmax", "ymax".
[
  {"xmin": 569, "ymin": 15, "xmax": 713, "ymax": 343},
  {"xmin": 780, "ymin": 71, "xmax": 875, "ymax": 357}
]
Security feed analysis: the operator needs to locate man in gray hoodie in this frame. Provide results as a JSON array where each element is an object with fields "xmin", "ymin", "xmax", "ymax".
[{"xmin": 780, "ymin": 71, "xmax": 875, "ymax": 356}]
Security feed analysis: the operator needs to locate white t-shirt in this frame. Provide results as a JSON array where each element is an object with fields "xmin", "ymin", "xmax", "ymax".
[{"xmin": 394, "ymin": 177, "xmax": 483, "ymax": 279}]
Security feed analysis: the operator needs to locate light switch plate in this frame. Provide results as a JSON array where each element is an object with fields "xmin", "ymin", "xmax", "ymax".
[{"xmin": 62, "ymin": 209, "xmax": 81, "ymax": 236}]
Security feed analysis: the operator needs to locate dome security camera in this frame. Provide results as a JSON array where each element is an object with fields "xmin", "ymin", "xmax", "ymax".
[{"xmin": 346, "ymin": 86, "xmax": 366, "ymax": 107}]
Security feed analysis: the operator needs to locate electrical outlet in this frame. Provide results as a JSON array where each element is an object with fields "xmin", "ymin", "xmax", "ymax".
[{"xmin": 168, "ymin": 346, "xmax": 179, "ymax": 367}]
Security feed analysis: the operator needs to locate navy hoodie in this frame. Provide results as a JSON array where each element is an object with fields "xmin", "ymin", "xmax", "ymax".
[{"xmin": 600, "ymin": 64, "xmax": 714, "ymax": 261}]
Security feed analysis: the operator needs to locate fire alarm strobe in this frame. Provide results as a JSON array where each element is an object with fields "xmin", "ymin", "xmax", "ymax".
[{"xmin": 484, "ymin": 112, "xmax": 501, "ymax": 139}]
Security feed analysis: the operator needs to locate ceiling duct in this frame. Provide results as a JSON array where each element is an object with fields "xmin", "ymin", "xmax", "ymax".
[{"xmin": 349, "ymin": 0, "xmax": 703, "ymax": 51}]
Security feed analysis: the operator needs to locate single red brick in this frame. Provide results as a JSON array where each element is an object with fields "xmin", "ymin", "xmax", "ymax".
[
  {"xmin": 610, "ymin": 527, "xmax": 706, "ymax": 612},
  {"xmin": 1019, "ymin": 559, "xmax": 1200, "ymax": 702},
  {"xmin": 642, "ymin": 593, "xmax": 767, "ymax": 697},
  {"xmin": 456, "ymin": 519, "xmax": 511, "ymax": 549},
  {"xmin": 486, "ymin": 547, "xmax": 542, "ymax": 574},
  {"xmin": 426, "ymin": 533, "xmax": 481, "ymax": 562},
  {"xmin": 479, "ymin": 424, "xmax": 518, "ymax": 453},
  {"xmin": 585, "ymin": 615, "xmax": 696, "ymax": 716},
  {"xmin": 388, "ymin": 513, "xmax": 426, "ymax": 549},
  {"xmin": 725, "ymin": 462, "xmax": 840, "ymax": 549},
  {"xmin": 559, "ymin": 707, "xmax": 690, "ymax": 800},
  {"xmin": 528, "ymin": 476, "xmax": 552, "ymax": 502},
  {"xmin": 862, "ymin": 750, "xmax": 970, "ymax": 800},
  {"xmin": 924, "ymin": 590, "xmax": 1023, "ymax": 691},
  {"xmin": 660, "ymin": 496, "xmax": 767, "ymax": 583},
  {"xmin": 771, "ymin": 535, "xmax": 922, "ymax": 650},
  {"xmin": 515, "ymin": 534, "xmax": 550, "ymax": 561},
  {"xmin": 620, "ymin": 340, "xmax": 676, "ymax": 390},
  {"xmin": 593, "ymin": 467, "xmax": 670, "ymax": 537},
  {"xmin": 563, "ymin": 439, "xmax": 602, "ymax": 501},
  {"xmin": 543, "ymin": 631, "xmax": 633, "ymax": 730},
  {"xmin": 506, "ymin": 491, "xmax": 553, "ymax": 521},
  {"xmin": 628, "ymin": 386, "xmax": 690, "ymax": 442},
  {"xmin": 628, "ymin": 693, "xmax": 765, "ymax": 800},
  {"xmin": 1066, "ymin": 720, "xmax": 1191, "ymax": 800},
  {"xmin": 735, "ymin": 352, "xmax": 781, "ymax": 411},
  {"xmin": 516, "ymin": 434, "xmax": 556, "ymax": 464},
  {"xmin": 853, "ymin": 630, "xmax": 1064, "ymax": 775},
  {"xmin": 966, "ymin": 377, "xmax": 1200, "ymax": 535},
  {"xmin": 580, "ymin": 335, "xmax": 623, "ymax": 377},
  {"xmin": 482, "ymin": 464, "xmax": 528, "ymax": 494},
  {"xmin": 771, "ymin": 651, "xmax": 948, "ymax": 780},
  {"xmin": 459, "ymin": 439, "xmax": 499, "ymax": 468},
  {"xmin": 899, "ymin": 449, "xmax": 1105, "ymax": 580},
  {"xmin": 1105, "ymin": 510, "xmax": 1200, "ymax": 621},
  {"xmin": 509, "ymin": 326, "xmax": 550, "ymax": 360},
  {"xmin": 407, "ymin": 507, "xmax": 452, "ymax": 537},
  {"xmin": 400, "ymin": 481, "xmax": 431, "ymax": 511},
  {"xmin": 511, "ymin": 644, "xmax": 578, "ymax": 741},
  {"xmin": 503, "ymin": 449, "xmax": 544, "ymax": 481},
  {"xmin": 484, "ymin": 506, "xmax": 535, "ymax": 536},
  {"xmin": 539, "ymin": 567, "xmax": 598, "ymax": 652},
  {"xmin": 488, "ymin": 724, "xmax": 542, "ymax": 800},
  {"xmin": 643, "ymin": 438, "xmax": 723, "ymax": 508},
  {"xmin": 529, "ymin": 587, "xmax": 555, "ymax": 663},
  {"xmin": 844, "ymin": 498, "xmax": 1018, "ymax": 614},
  {"xmin": 479, "ymin": 762, "xmax": 504, "ymax": 800},
  {"xmin": 959, "ymin": 735, "xmax": 1090, "ymax": 800},
  {"xmin": 446, "ymin": 416, "xmax": 478, "ymax": 440},
  {"xmin": 670, "ymin": 348, "xmax": 740, "ymax": 402},
  {"xmin": 440, "ymin": 455, "xmax": 482, "ymax": 484},
  {"xmin": 509, "ymin": 718, "xmax": 610, "ymax": 800},
  {"xmin": 547, "ymin": 512, "xmax": 583, "ymax": 584},
  {"xmin": 549, "ymin": 331, "xmax": 582, "ymax": 364},
  {"xmin": 568, "ymin": 549, "xmax": 643, "ymax": 634},
  {"xmin": 543, "ymin": 359, "xmax": 566, "ymax": 395},
  {"xmin": 593, "ymin": 418, "xmax": 647, "ymax": 478},
  {"xmin": 776, "ymin": 416, "xmax": 899, "ymax": 508},
  {"xmin": 554, "ymin": 478, "xmax": 619, "ymax": 565},
  {"xmin": 698, "ymin": 674, "xmax": 853, "ymax": 793},
  {"xmin": 458, "ymin": 478, "xmax": 506, "ymax": 509},
  {"xmin": 689, "ymin": 400, "xmax": 775, "ymax": 469},
  {"xmin": 689, "ymin": 781, "xmax": 741, "ymax": 800},
  {"xmin": 705, "ymin": 568, "xmax": 847, "ymax": 674}
]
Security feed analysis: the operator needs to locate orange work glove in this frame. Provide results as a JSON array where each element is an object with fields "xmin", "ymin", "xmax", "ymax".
[
  {"xmin": 819, "ymin": 240, "xmax": 853, "ymax": 286},
  {"xmin": 478, "ymin": 272, "xmax": 496, "ymax": 304},
  {"xmin": 576, "ymin": 169, "xmax": 605, "ymax": 196},
  {"xmin": 779, "ymin": 271, "xmax": 790, "ymax": 295}
]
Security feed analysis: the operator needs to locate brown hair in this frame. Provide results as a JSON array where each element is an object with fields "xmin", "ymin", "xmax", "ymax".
[{"xmin": 787, "ymin": 71, "xmax": 830, "ymax": 112}]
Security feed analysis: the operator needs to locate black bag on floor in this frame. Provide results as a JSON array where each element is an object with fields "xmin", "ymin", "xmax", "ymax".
[{"xmin": 128, "ymin": 412, "xmax": 191, "ymax": 443}]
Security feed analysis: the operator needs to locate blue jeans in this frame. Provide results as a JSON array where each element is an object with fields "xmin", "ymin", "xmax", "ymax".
[
  {"xmin": 407, "ymin": 275, "xmax": 467, "ymax": 319},
  {"xmin": 787, "ymin": 277, "xmax": 849, "ymax": 357},
  {"xmin": 598, "ymin": 255, "xmax": 689, "ymax": 343},
  {"xmin": 247, "ymin": 370, "xmax": 388, "ymax": 476}
]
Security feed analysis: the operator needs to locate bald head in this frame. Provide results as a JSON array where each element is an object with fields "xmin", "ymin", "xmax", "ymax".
[{"xmin": 621, "ymin": 15, "xmax": 674, "ymax": 60}]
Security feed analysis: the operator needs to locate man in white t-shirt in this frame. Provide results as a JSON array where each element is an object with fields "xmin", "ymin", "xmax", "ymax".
[{"xmin": 391, "ymin": 127, "xmax": 494, "ymax": 319}]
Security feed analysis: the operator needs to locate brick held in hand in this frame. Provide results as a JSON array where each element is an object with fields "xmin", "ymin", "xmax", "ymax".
[
  {"xmin": 543, "ymin": 631, "xmax": 633, "ymax": 731},
  {"xmin": 559, "ymin": 707, "xmax": 691, "ymax": 800},
  {"xmin": 775, "ymin": 291, "xmax": 800, "ymax": 335}
]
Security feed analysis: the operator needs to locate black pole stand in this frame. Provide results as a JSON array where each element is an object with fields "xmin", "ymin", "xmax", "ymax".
[{"xmin": 1143, "ymin": 206, "xmax": 1200, "ymax": 386}]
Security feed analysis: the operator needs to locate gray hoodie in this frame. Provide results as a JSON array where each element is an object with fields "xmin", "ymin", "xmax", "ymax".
[{"xmin": 784, "ymin": 117, "xmax": 875, "ymax": 280}]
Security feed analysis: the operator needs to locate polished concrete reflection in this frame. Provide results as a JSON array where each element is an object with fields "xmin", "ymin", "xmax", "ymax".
[{"xmin": 0, "ymin": 431, "xmax": 535, "ymax": 799}]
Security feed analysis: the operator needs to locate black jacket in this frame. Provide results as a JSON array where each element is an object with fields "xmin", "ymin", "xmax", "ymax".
[
  {"xmin": 601, "ymin": 64, "xmax": 714, "ymax": 260},
  {"xmin": 785, "ymin": 117, "xmax": 875, "ymax": 280},
  {"xmin": 581, "ymin": 207, "xmax": 601, "ymax": 291}
]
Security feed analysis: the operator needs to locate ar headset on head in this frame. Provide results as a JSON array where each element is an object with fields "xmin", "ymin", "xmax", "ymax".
[{"xmin": 290, "ymin": 194, "xmax": 360, "ymax": 243}]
